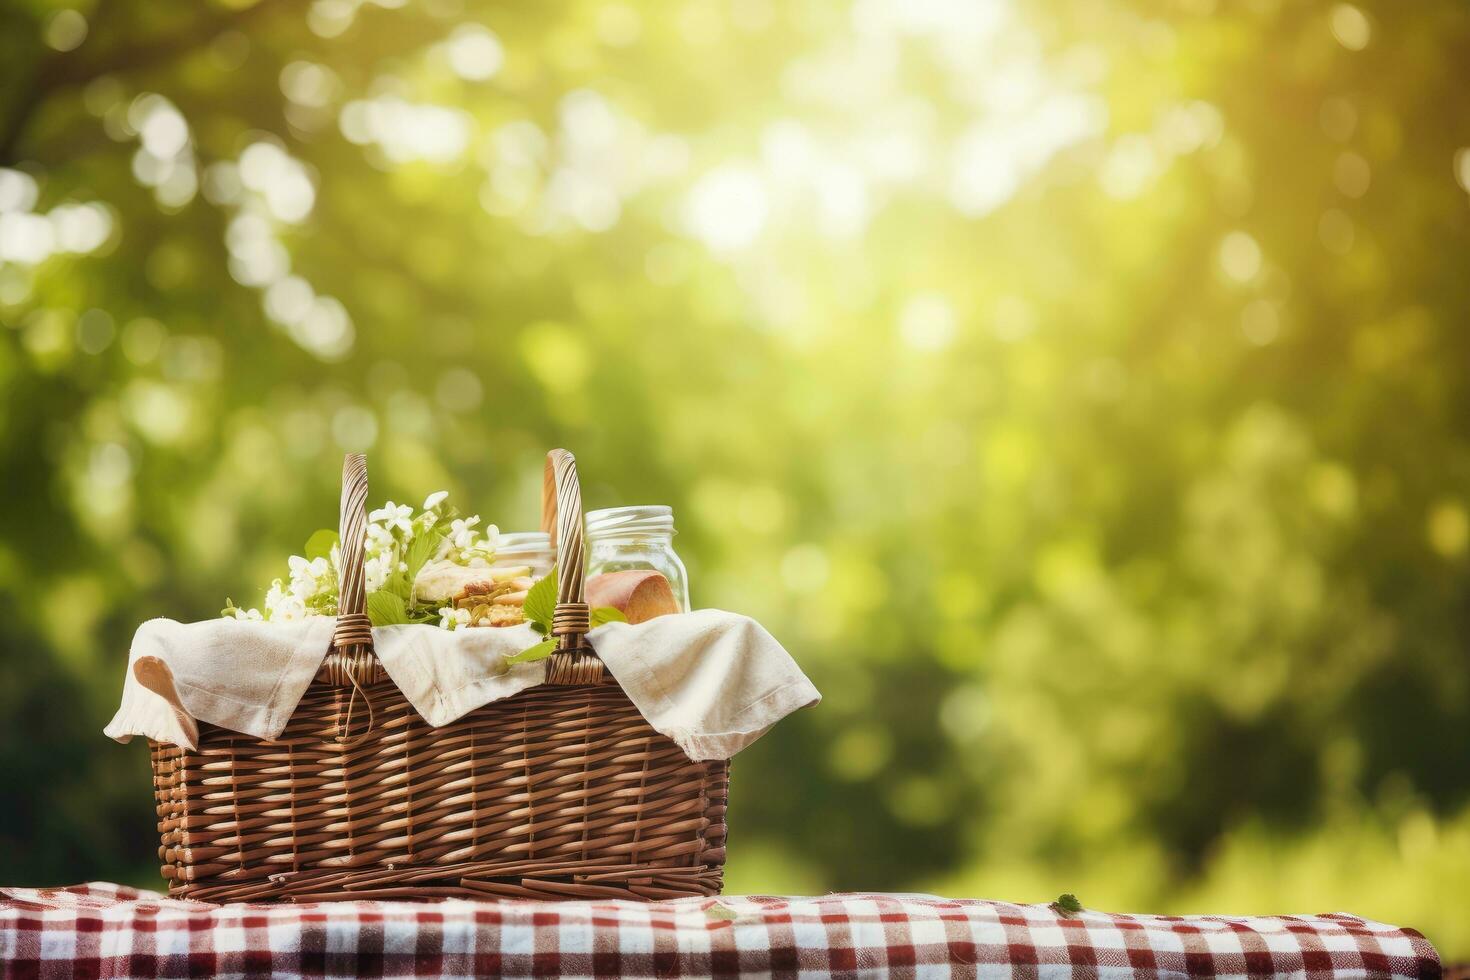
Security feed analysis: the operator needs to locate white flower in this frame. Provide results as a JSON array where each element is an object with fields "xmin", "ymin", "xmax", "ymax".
[
  {"xmin": 365, "ymin": 523, "xmax": 396, "ymax": 556},
  {"xmin": 437, "ymin": 605, "xmax": 472, "ymax": 630},
  {"xmin": 287, "ymin": 554, "xmax": 325, "ymax": 587},
  {"xmin": 363, "ymin": 553, "xmax": 391, "ymax": 592},
  {"xmin": 271, "ymin": 595, "xmax": 307, "ymax": 622},
  {"xmin": 449, "ymin": 516, "xmax": 480, "ymax": 550},
  {"xmin": 368, "ymin": 501, "xmax": 414, "ymax": 535},
  {"xmin": 283, "ymin": 554, "xmax": 332, "ymax": 602},
  {"xmin": 264, "ymin": 578, "xmax": 309, "ymax": 622},
  {"xmin": 226, "ymin": 489, "xmax": 503, "ymax": 628}
]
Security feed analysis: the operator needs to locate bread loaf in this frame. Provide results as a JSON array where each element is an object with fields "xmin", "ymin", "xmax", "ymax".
[{"xmin": 586, "ymin": 570, "xmax": 679, "ymax": 624}]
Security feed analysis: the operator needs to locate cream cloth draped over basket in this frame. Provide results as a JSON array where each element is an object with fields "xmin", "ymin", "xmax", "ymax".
[{"xmin": 125, "ymin": 451, "xmax": 814, "ymax": 903}]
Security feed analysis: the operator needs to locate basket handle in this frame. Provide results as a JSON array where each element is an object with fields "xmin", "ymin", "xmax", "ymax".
[
  {"xmin": 540, "ymin": 448, "xmax": 591, "ymax": 651},
  {"xmin": 332, "ymin": 453, "xmax": 374, "ymax": 655}
]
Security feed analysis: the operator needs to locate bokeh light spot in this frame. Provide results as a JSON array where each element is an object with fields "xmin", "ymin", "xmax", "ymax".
[
  {"xmin": 1453, "ymin": 148, "xmax": 1470, "ymax": 195},
  {"xmin": 829, "ymin": 726, "xmax": 893, "ymax": 781},
  {"xmin": 76, "ymin": 308, "xmax": 115, "ymax": 355},
  {"xmin": 1218, "ymin": 230, "xmax": 1262, "ymax": 283},
  {"xmin": 43, "ymin": 9, "xmax": 88, "ymax": 51},
  {"xmin": 331, "ymin": 405, "xmax": 379, "ymax": 450},
  {"xmin": 0, "ymin": 169, "xmax": 39, "ymax": 213},
  {"xmin": 685, "ymin": 166, "xmax": 769, "ymax": 253},
  {"xmin": 120, "ymin": 318, "xmax": 166, "ymax": 365},
  {"xmin": 279, "ymin": 61, "xmax": 339, "ymax": 108},
  {"xmin": 1428, "ymin": 501, "xmax": 1469, "ymax": 557},
  {"xmin": 1330, "ymin": 4, "xmax": 1372, "ymax": 51},
  {"xmin": 899, "ymin": 292, "xmax": 958, "ymax": 351},
  {"xmin": 444, "ymin": 24, "xmax": 504, "ymax": 81},
  {"xmin": 436, "ymin": 367, "xmax": 484, "ymax": 412},
  {"xmin": 780, "ymin": 543, "xmax": 830, "ymax": 593}
]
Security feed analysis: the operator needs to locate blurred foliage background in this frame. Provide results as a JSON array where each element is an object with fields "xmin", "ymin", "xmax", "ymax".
[{"xmin": 1, "ymin": 0, "xmax": 1467, "ymax": 956}]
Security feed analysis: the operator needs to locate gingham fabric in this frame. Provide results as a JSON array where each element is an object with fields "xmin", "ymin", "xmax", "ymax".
[{"xmin": 0, "ymin": 883, "xmax": 1441, "ymax": 980}]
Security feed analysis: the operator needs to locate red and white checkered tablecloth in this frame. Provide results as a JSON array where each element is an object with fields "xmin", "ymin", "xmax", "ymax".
[{"xmin": 0, "ymin": 883, "xmax": 1441, "ymax": 980}]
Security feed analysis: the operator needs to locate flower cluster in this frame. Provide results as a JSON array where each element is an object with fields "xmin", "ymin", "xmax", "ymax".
[{"xmin": 225, "ymin": 491, "xmax": 498, "ymax": 624}]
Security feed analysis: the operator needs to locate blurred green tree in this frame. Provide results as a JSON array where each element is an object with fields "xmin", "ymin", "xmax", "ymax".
[{"xmin": 0, "ymin": 0, "xmax": 1466, "ymax": 955}]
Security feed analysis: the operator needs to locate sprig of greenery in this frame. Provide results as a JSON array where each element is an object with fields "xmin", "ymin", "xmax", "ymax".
[
  {"xmin": 364, "ymin": 526, "xmax": 445, "ymax": 626},
  {"xmin": 1050, "ymin": 893, "xmax": 1084, "ymax": 917},
  {"xmin": 508, "ymin": 565, "xmax": 626, "ymax": 663}
]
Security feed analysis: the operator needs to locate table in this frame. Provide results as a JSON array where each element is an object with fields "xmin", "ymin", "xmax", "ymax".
[{"xmin": 0, "ymin": 883, "xmax": 1441, "ymax": 980}]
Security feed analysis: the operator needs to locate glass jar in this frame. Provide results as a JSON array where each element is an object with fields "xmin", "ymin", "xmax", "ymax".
[
  {"xmin": 493, "ymin": 531, "xmax": 555, "ymax": 579},
  {"xmin": 585, "ymin": 505, "xmax": 690, "ymax": 612}
]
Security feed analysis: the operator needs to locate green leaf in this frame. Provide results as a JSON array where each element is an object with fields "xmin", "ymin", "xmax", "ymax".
[
  {"xmin": 304, "ymin": 529, "xmax": 339, "ymax": 561},
  {"xmin": 529, "ymin": 620, "xmax": 548, "ymax": 635},
  {"xmin": 523, "ymin": 565, "xmax": 557, "ymax": 630},
  {"xmin": 704, "ymin": 902, "xmax": 739, "ymax": 922},
  {"xmin": 590, "ymin": 605, "xmax": 627, "ymax": 627},
  {"xmin": 506, "ymin": 638, "xmax": 557, "ymax": 664},
  {"xmin": 365, "ymin": 589, "xmax": 408, "ymax": 626},
  {"xmin": 1050, "ymin": 894, "xmax": 1084, "ymax": 917},
  {"xmin": 404, "ymin": 528, "xmax": 445, "ymax": 584}
]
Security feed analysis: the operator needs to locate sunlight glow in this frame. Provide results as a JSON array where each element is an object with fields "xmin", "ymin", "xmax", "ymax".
[
  {"xmin": 340, "ymin": 96, "xmax": 473, "ymax": 165},
  {"xmin": 443, "ymin": 25, "xmax": 504, "ymax": 81},
  {"xmin": 899, "ymin": 292, "xmax": 959, "ymax": 352},
  {"xmin": 951, "ymin": 94, "xmax": 1106, "ymax": 216},
  {"xmin": 1219, "ymin": 231, "xmax": 1263, "ymax": 283},
  {"xmin": 238, "ymin": 142, "xmax": 316, "ymax": 224},
  {"xmin": 127, "ymin": 95, "xmax": 197, "ymax": 209},
  {"xmin": 0, "ymin": 167, "xmax": 112, "ymax": 267},
  {"xmin": 685, "ymin": 166, "xmax": 770, "ymax": 253},
  {"xmin": 1330, "ymin": 3, "xmax": 1372, "ymax": 51}
]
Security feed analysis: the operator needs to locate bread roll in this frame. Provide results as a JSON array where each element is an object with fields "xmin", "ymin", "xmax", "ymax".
[{"xmin": 586, "ymin": 570, "xmax": 678, "ymax": 624}]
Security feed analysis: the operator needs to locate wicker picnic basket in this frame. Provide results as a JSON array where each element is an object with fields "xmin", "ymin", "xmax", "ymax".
[{"xmin": 148, "ymin": 450, "xmax": 728, "ymax": 902}]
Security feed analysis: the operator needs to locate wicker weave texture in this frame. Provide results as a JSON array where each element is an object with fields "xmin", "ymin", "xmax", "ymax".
[{"xmin": 148, "ymin": 451, "xmax": 728, "ymax": 902}]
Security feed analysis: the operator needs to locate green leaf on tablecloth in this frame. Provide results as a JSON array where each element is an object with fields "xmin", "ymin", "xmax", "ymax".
[
  {"xmin": 704, "ymin": 901, "xmax": 739, "ymax": 921},
  {"xmin": 591, "ymin": 605, "xmax": 627, "ymax": 627},
  {"xmin": 507, "ymin": 638, "xmax": 557, "ymax": 664},
  {"xmin": 1051, "ymin": 893, "xmax": 1084, "ymax": 917}
]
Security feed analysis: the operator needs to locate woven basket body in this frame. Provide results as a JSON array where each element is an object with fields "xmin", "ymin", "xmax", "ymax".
[{"xmin": 148, "ymin": 451, "xmax": 728, "ymax": 902}]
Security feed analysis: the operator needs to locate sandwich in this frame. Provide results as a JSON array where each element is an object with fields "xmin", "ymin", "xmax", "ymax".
[{"xmin": 414, "ymin": 561, "xmax": 536, "ymax": 628}]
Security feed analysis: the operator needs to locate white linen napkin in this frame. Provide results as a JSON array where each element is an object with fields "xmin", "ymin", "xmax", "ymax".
[{"xmin": 105, "ymin": 610, "xmax": 819, "ymax": 760}]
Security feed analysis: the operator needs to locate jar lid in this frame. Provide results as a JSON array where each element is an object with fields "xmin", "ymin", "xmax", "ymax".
[
  {"xmin": 496, "ymin": 531, "xmax": 553, "ymax": 553},
  {"xmin": 585, "ymin": 505, "xmax": 676, "ymax": 536}
]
